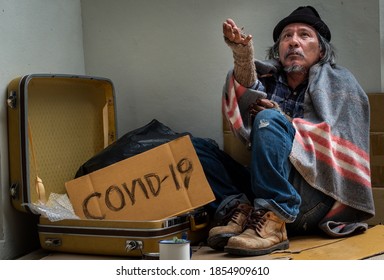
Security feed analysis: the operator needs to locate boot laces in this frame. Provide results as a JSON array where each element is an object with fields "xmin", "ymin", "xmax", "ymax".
[
  {"xmin": 245, "ymin": 209, "xmax": 267, "ymax": 231},
  {"xmin": 222, "ymin": 203, "xmax": 251, "ymax": 226}
]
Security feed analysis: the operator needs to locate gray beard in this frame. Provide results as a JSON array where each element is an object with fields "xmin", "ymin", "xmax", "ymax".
[{"xmin": 284, "ymin": 65, "xmax": 307, "ymax": 74}]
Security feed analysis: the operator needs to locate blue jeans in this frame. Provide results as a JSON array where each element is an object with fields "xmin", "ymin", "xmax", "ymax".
[
  {"xmin": 192, "ymin": 109, "xmax": 334, "ymax": 235},
  {"xmin": 250, "ymin": 109, "xmax": 299, "ymax": 222}
]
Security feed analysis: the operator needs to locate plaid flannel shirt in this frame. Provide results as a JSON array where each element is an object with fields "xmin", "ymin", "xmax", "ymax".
[{"xmin": 253, "ymin": 73, "xmax": 307, "ymax": 118}]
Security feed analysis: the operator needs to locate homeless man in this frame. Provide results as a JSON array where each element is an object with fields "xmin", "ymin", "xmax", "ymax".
[{"xmin": 192, "ymin": 6, "xmax": 374, "ymax": 256}]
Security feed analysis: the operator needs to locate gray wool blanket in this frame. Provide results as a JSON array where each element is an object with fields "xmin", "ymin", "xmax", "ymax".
[{"xmin": 222, "ymin": 60, "xmax": 375, "ymax": 237}]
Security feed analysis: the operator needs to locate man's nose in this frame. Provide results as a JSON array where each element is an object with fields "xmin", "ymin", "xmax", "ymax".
[{"xmin": 288, "ymin": 34, "xmax": 299, "ymax": 47}]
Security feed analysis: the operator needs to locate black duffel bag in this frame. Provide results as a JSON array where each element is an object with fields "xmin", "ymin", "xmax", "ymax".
[{"xmin": 75, "ymin": 119, "xmax": 190, "ymax": 178}]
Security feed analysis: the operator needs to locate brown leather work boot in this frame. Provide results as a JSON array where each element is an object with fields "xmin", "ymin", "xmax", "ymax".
[
  {"xmin": 207, "ymin": 203, "xmax": 253, "ymax": 250},
  {"xmin": 224, "ymin": 209, "xmax": 289, "ymax": 256}
]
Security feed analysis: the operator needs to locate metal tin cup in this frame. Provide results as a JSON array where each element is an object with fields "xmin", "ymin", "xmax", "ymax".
[{"xmin": 159, "ymin": 239, "xmax": 191, "ymax": 260}]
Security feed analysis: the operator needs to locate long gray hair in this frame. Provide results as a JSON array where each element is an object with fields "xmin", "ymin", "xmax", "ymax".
[{"xmin": 267, "ymin": 33, "xmax": 336, "ymax": 67}]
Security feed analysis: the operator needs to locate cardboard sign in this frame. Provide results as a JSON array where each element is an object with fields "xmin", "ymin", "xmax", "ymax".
[{"xmin": 65, "ymin": 135, "xmax": 215, "ymax": 221}]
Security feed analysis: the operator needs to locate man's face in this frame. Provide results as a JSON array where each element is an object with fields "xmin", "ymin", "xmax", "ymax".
[{"xmin": 278, "ymin": 23, "xmax": 323, "ymax": 72}]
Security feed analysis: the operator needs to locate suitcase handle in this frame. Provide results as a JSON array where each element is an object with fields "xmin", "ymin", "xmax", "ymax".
[{"xmin": 188, "ymin": 214, "xmax": 209, "ymax": 231}]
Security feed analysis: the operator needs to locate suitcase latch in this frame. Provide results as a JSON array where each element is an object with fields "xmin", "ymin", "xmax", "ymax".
[
  {"xmin": 7, "ymin": 91, "xmax": 17, "ymax": 109},
  {"xmin": 44, "ymin": 238, "xmax": 62, "ymax": 247},
  {"xmin": 125, "ymin": 240, "xmax": 143, "ymax": 252}
]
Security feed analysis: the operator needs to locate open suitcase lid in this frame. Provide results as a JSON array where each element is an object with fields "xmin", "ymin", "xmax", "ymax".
[{"xmin": 7, "ymin": 74, "xmax": 117, "ymax": 212}]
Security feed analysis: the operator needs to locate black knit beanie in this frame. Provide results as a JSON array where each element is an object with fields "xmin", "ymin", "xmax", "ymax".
[{"xmin": 273, "ymin": 6, "xmax": 331, "ymax": 42}]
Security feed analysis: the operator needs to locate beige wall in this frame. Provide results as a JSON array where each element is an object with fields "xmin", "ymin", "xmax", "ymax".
[{"xmin": 0, "ymin": 0, "xmax": 85, "ymax": 259}]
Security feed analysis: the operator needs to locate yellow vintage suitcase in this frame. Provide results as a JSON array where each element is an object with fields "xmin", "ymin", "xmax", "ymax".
[{"xmin": 6, "ymin": 74, "xmax": 209, "ymax": 258}]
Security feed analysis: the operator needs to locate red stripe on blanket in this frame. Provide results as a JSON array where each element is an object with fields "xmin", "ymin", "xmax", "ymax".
[
  {"xmin": 223, "ymin": 79, "xmax": 237, "ymax": 115},
  {"xmin": 309, "ymin": 146, "xmax": 371, "ymax": 187},
  {"xmin": 233, "ymin": 76, "xmax": 247, "ymax": 98},
  {"xmin": 304, "ymin": 130, "xmax": 371, "ymax": 176},
  {"xmin": 222, "ymin": 99, "xmax": 243, "ymax": 130},
  {"xmin": 235, "ymin": 85, "xmax": 246, "ymax": 98},
  {"xmin": 323, "ymin": 202, "xmax": 347, "ymax": 220},
  {"xmin": 222, "ymin": 76, "xmax": 244, "ymax": 130},
  {"xmin": 293, "ymin": 120, "xmax": 371, "ymax": 188},
  {"xmin": 232, "ymin": 117, "xmax": 243, "ymax": 130},
  {"xmin": 294, "ymin": 119, "xmax": 369, "ymax": 161}
]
